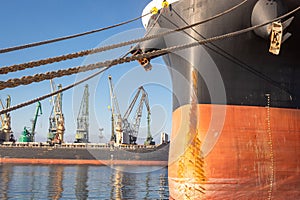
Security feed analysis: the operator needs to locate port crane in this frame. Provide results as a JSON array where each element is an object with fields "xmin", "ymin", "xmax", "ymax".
[
  {"xmin": 19, "ymin": 101, "xmax": 42, "ymax": 142},
  {"xmin": 48, "ymin": 80, "xmax": 65, "ymax": 144},
  {"xmin": 75, "ymin": 84, "xmax": 89, "ymax": 143},
  {"xmin": 108, "ymin": 75, "xmax": 154, "ymax": 145},
  {"xmin": 108, "ymin": 75, "xmax": 123, "ymax": 145},
  {"xmin": 0, "ymin": 95, "xmax": 12, "ymax": 142},
  {"xmin": 123, "ymin": 86, "xmax": 154, "ymax": 145}
]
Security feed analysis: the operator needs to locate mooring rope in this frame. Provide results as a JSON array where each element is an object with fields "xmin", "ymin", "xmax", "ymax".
[
  {"xmin": 0, "ymin": 0, "xmax": 248, "ymax": 75},
  {"xmin": 0, "ymin": 12, "xmax": 151, "ymax": 54},
  {"xmin": 0, "ymin": 5, "xmax": 299, "ymax": 114}
]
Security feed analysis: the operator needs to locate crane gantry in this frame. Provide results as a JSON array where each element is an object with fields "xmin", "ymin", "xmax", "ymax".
[
  {"xmin": 108, "ymin": 75, "xmax": 123, "ymax": 145},
  {"xmin": 19, "ymin": 101, "xmax": 42, "ymax": 142},
  {"xmin": 123, "ymin": 86, "xmax": 154, "ymax": 145},
  {"xmin": 108, "ymin": 75, "xmax": 154, "ymax": 146},
  {"xmin": 75, "ymin": 84, "xmax": 89, "ymax": 143},
  {"xmin": 0, "ymin": 95, "xmax": 12, "ymax": 142},
  {"xmin": 48, "ymin": 80, "xmax": 65, "ymax": 144}
]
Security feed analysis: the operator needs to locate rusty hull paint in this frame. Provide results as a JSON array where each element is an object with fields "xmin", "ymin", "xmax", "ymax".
[{"xmin": 169, "ymin": 104, "xmax": 300, "ymax": 199}]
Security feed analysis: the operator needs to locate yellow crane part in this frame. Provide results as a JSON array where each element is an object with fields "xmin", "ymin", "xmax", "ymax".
[
  {"xmin": 162, "ymin": 0, "xmax": 169, "ymax": 8},
  {"xmin": 150, "ymin": 7, "xmax": 158, "ymax": 15}
]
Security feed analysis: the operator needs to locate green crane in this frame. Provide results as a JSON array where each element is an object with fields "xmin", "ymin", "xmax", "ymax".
[{"xmin": 19, "ymin": 101, "xmax": 42, "ymax": 142}]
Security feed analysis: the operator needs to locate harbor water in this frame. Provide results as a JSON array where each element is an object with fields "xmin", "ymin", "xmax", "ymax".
[{"xmin": 0, "ymin": 165, "xmax": 169, "ymax": 199}]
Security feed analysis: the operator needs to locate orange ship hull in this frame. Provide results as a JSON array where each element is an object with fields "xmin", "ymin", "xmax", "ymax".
[{"xmin": 169, "ymin": 104, "xmax": 300, "ymax": 199}]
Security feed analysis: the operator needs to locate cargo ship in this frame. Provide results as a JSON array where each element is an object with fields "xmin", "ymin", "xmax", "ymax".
[
  {"xmin": 0, "ymin": 79, "xmax": 169, "ymax": 166},
  {"xmin": 0, "ymin": 142, "xmax": 169, "ymax": 166},
  {"xmin": 135, "ymin": 0, "xmax": 300, "ymax": 199}
]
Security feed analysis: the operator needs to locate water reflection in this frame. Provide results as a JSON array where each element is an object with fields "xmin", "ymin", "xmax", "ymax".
[
  {"xmin": 159, "ymin": 172, "xmax": 168, "ymax": 199},
  {"xmin": 145, "ymin": 172, "xmax": 150, "ymax": 199},
  {"xmin": 109, "ymin": 166, "xmax": 169, "ymax": 199},
  {"xmin": 48, "ymin": 165, "xmax": 64, "ymax": 200},
  {"xmin": 110, "ymin": 167, "xmax": 124, "ymax": 200},
  {"xmin": 0, "ymin": 165, "xmax": 11, "ymax": 199},
  {"xmin": 75, "ymin": 166, "xmax": 89, "ymax": 200},
  {"xmin": 0, "ymin": 165, "xmax": 169, "ymax": 199}
]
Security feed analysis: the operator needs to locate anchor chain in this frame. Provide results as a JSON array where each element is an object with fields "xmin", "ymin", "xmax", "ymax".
[{"xmin": 265, "ymin": 94, "xmax": 274, "ymax": 200}]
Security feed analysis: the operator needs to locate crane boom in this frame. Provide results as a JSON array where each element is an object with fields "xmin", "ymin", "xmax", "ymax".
[
  {"xmin": 48, "ymin": 80, "xmax": 65, "ymax": 144},
  {"xmin": 143, "ymin": 90, "xmax": 154, "ymax": 145},
  {"xmin": 108, "ymin": 76, "xmax": 122, "ymax": 116},
  {"xmin": 19, "ymin": 101, "xmax": 42, "ymax": 142},
  {"xmin": 5, "ymin": 95, "xmax": 11, "ymax": 109},
  {"xmin": 75, "ymin": 84, "xmax": 89, "ymax": 143},
  {"xmin": 0, "ymin": 96, "xmax": 12, "ymax": 142},
  {"xmin": 123, "ymin": 87, "xmax": 142, "ymax": 120},
  {"xmin": 131, "ymin": 91, "xmax": 147, "ymax": 142},
  {"xmin": 107, "ymin": 75, "xmax": 154, "ymax": 145},
  {"xmin": 122, "ymin": 87, "xmax": 142, "ymax": 143},
  {"xmin": 122, "ymin": 86, "xmax": 153, "ymax": 145},
  {"xmin": 0, "ymin": 99, "xmax": 4, "ymax": 125},
  {"xmin": 132, "ymin": 87, "xmax": 152, "ymax": 144},
  {"xmin": 31, "ymin": 101, "xmax": 42, "ymax": 140},
  {"xmin": 108, "ymin": 75, "xmax": 123, "ymax": 145}
]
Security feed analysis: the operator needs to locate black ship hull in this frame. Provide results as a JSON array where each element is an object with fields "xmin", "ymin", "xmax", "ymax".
[
  {"xmin": 0, "ymin": 143, "xmax": 169, "ymax": 166},
  {"xmin": 138, "ymin": 0, "xmax": 300, "ymax": 199}
]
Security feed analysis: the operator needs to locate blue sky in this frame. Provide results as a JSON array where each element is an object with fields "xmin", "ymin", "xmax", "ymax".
[{"xmin": 0, "ymin": 1, "xmax": 173, "ymax": 144}]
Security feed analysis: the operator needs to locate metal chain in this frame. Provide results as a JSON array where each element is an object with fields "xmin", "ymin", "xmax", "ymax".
[
  {"xmin": 0, "ymin": 12, "xmax": 151, "ymax": 54},
  {"xmin": 265, "ymin": 94, "xmax": 274, "ymax": 200},
  {"xmin": 0, "ymin": 0, "xmax": 248, "ymax": 75},
  {"xmin": 0, "ymin": 6, "xmax": 299, "ymax": 114}
]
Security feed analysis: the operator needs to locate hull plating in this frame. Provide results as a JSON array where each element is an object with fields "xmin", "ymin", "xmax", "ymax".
[
  {"xmin": 169, "ymin": 104, "xmax": 300, "ymax": 199},
  {"xmin": 137, "ymin": 0, "xmax": 300, "ymax": 198},
  {"xmin": 0, "ymin": 144, "xmax": 169, "ymax": 166}
]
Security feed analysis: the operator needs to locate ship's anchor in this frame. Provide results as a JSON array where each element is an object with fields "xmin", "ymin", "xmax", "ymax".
[{"xmin": 251, "ymin": 0, "xmax": 294, "ymax": 55}]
